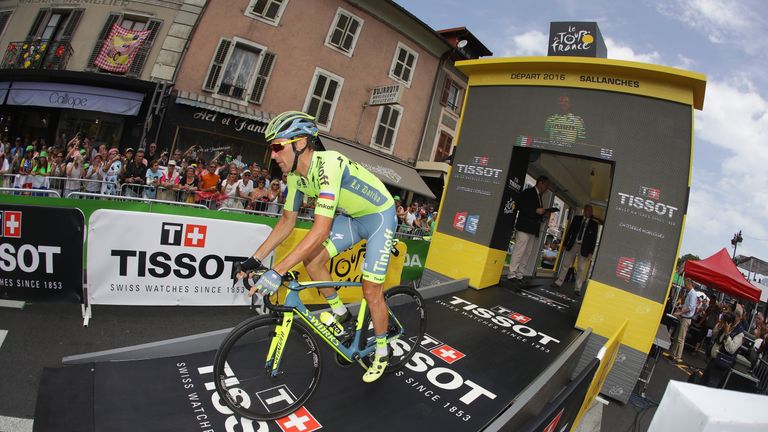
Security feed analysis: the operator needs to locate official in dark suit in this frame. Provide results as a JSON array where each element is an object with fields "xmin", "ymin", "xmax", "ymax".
[
  {"xmin": 553, "ymin": 204, "xmax": 599, "ymax": 294},
  {"xmin": 507, "ymin": 176, "xmax": 551, "ymax": 284}
]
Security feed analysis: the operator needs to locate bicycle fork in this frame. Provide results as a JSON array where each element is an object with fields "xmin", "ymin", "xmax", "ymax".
[{"xmin": 266, "ymin": 312, "xmax": 294, "ymax": 377}]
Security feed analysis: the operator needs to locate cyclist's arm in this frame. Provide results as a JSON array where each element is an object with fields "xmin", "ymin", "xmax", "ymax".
[
  {"xmin": 252, "ymin": 209, "xmax": 297, "ymax": 262},
  {"xmin": 272, "ymin": 213, "xmax": 332, "ymax": 274}
]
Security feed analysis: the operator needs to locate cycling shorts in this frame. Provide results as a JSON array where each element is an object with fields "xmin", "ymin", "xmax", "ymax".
[{"xmin": 322, "ymin": 205, "xmax": 397, "ymax": 284}]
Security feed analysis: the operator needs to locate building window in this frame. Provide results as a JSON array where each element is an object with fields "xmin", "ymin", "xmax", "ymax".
[
  {"xmin": 246, "ymin": 0, "xmax": 288, "ymax": 26},
  {"xmin": 440, "ymin": 78, "xmax": 463, "ymax": 113},
  {"xmin": 371, "ymin": 105, "xmax": 403, "ymax": 153},
  {"xmin": 325, "ymin": 8, "xmax": 363, "ymax": 57},
  {"xmin": 203, "ymin": 38, "xmax": 276, "ymax": 105},
  {"xmin": 119, "ymin": 17, "xmax": 146, "ymax": 31},
  {"xmin": 304, "ymin": 68, "xmax": 344, "ymax": 130},
  {"xmin": 389, "ymin": 42, "xmax": 418, "ymax": 87},
  {"xmin": 435, "ymin": 131, "xmax": 453, "ymax": 162}
]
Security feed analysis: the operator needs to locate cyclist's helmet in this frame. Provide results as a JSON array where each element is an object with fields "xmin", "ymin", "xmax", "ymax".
[{"xmin": 264, "ymin": 111, "xmax": 319, "ymax": 142}]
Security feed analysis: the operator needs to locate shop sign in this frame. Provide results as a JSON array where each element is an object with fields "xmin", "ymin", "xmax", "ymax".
[
  {"xmin": 368, "ymin": 84, "xmax": 403, "ymax": 106},
  {"xmin": 191, "ymin": 109, "xmax": 267, "ymax": 135}
]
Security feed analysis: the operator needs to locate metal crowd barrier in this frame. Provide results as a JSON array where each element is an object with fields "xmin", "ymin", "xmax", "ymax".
[
  {"xmin": 65, "ymin": 192, "xmax": 208, "ymax": 209},
  {"xmin": 0, "ymin": 187, "xmax": 61, "ymax": 197},
  {"xmin": 219, "ymin": 200, "xmax": 313, "ymax": 221}
]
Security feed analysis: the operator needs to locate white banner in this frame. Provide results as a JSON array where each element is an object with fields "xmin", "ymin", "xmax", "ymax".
[
  {"xmin": 7, "ymin": 82, "xmax": 144, "ymax": 116},
  {"xmin": 87, "ymin": 210, "xmax": 272, "ymax": 306}
]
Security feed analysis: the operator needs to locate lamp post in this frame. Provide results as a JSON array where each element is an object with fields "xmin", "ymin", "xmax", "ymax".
[{"xmin": 731, "ymin": 230, "xmax": 743, "ymax": 261}]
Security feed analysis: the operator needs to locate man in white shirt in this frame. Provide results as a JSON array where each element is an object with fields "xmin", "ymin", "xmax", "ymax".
[{"xmin": 670, "ymin": 277, "xmax": 698, "ymax": 364}]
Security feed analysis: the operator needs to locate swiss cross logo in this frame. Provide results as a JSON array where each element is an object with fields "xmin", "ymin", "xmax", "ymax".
[
  {"xmin": 160, "ymin": 222, "xmax": 207, "ymax": 247},
  {"xmin": 508, "ymin": 312, "xmax": 531, "ymax": 324},
  {"xmin": 430, "ymin": 344, "xmax": 465, "ymax": 364},
  {"xmin": 183, "ymin": 224, "xmax": 207, "ymax": 247},
  {"xmin": 2, "ymin": 211, "xmax": 22, "ymax": 238},
  {"xmin": 542, "ymin": 408, "xmax": 566, "ymax": 432},
  {"xmin": 472, "ymin": 155, "xmax": 489, "ymax": 166},
  {"xmin": 276, "ymin": 406, "xmax": 321, "ymax": 432},
  {"xmin": 639, "ymin": 186, "xmax": 661, "ymax": 201}
]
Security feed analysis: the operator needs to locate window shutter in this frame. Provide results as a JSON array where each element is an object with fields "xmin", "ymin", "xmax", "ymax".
[
  {"xmin": 127, "ymin": 18, "xmax": 161, "ymax": 77},
  {"xmin": 60, "ymin": 9, "xmax": 84, "ymax": 40},
  {"xmin": 439, "ymin": 78, "xmax": 451, "ymax": 105},
  {"xmin": 203, "ymin": 39, "xmax": 232, "ymax": 92},
  {"xmin": 87, "ymin": 13, "xmax": 121, "ymax": 70},
  {"xmin": 249, "ymin": 51, "xmax": 275, "ymax": 104},
  {"xmin": 0, "ymin": 11, "xmax": 13, "ymax": 37},
  {"xmin": 27, "ymin": 9, "xmax": 49, "ymax": 39}
]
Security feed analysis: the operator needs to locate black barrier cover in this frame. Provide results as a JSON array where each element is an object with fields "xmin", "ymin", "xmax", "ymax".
[
  {"xmin": 519, "ymin": 358, "xmax": 599, "ymax": 432},
  {"xmin": 36, "ymin": 289, "xmax": 580, "ymax": 431},
  {"xmin": 0, "ymin": 204, "xmax": 84, "ymax": 302}
]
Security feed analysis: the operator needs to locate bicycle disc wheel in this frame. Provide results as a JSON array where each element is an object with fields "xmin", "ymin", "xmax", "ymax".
[
  {"xmin": 363, "ymin": 285, "xmax": 427, "ymax": 372},
  {"xmin": 213, "ymin": 315, "xmax": 321, "ymax": 421}
]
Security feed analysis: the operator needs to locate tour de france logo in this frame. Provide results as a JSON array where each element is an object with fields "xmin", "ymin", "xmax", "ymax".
[{"xmin": 551, "ymin": 25, "xmax": 594, "ymax": 53}]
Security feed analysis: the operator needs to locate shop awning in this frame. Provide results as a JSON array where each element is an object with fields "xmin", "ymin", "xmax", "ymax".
[
  {"xmin": 0, "ymin": 81, "xmax": 10, "ymax": 104},
  {"xmin": 175, "ymin": 91, "xmax": 271, "ymax": 123},
  {"xmin": 6, "ymin": 82, "xmax": 144, "ymax": 115},
  {"xmin": 319, "ymin": 134, "xmax": 436, "ymax": 199}
]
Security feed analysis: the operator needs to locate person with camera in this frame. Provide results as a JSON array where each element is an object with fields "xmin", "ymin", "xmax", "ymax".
[{"xmin": 700, "ymin": 306, "xmax": 746, "ymax": 387}]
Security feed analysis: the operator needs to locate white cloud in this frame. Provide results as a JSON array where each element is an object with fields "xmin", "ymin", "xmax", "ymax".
[
  {"xmin": 682, "ymin": 78, "xmax": 768, "ymax": 257},
  {"xmin": 655, "ymin": 0, "xmax": 766, "ymax": 53},
  {"xmin": 604, "ymin": 37, "xmax": 662, "ymax": 63},
  {"xmin": 502, "ymin": 30, "xmax": 548, "ymax": 57}
]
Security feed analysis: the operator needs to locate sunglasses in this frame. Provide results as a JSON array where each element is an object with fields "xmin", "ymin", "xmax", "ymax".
[{"xmin": 270, "ymin": 136, "xmax": 304, "ymax": 153}]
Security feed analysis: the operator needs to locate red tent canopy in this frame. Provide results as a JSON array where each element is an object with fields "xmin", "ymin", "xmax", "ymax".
[{"xmin": 683, "ymin": 248, "xmax": 761, "ymax": 303}]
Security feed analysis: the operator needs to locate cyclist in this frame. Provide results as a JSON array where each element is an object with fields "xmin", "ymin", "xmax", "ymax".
[{"xmin": 236, "ymin": 111, "xmax": 397, "ymax": 383}]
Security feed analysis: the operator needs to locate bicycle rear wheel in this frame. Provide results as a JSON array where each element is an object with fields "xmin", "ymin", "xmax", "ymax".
[
  {"xmin": 213, "ymin": 315, "xmax": 321, "ymax": 421},
  {"xmin": 363, "ymin": 285, "xmax": 427, "ymax": 372}
]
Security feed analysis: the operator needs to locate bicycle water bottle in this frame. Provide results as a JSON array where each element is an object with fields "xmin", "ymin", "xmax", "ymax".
[{"xmin": 319, "ymin": 312, "xmax": 345, "ymax": 337}]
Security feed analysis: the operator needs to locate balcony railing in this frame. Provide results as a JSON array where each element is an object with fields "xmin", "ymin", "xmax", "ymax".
[{"xmin": 1, "ymin": 39, "xmax": 74, "ymax": 71}]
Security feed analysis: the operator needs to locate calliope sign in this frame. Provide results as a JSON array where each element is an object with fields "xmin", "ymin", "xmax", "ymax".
[{"xmin": 368, "ymin": 84, "xmax": 403, "ymax": 106}]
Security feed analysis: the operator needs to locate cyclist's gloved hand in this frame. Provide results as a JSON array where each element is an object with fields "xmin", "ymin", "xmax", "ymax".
[
  {"xmin": 234, "ymin": 257, "xmax": 264, "ymax": 284},
  {"xmin": 253, "ymin": 269, "xmax": 283, "ymax": 296}
]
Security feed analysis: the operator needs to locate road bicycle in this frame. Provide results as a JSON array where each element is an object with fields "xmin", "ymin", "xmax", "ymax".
[{"xmin": 213, "ymin": 269, "xmax": 427, "ymax": 420}]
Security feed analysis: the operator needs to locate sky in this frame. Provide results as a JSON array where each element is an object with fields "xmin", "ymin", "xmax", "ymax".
[{"xmin": 395, "ymin": 0, "xmax": 768, "ymax": 266}]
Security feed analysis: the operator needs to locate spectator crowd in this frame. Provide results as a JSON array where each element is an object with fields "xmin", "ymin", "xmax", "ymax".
[
  {"xmin": 1, "ymin": 133, "xmax": 439, "ymax": 238},
  {"xmin": 0, "ymin": 134, "xmax": 290, "ymax": 211}
]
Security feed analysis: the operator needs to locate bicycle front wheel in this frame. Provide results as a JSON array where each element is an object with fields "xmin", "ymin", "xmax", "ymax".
[{"xmin": 213, "ymin": 315, "xmax": 321, "ymax": 421}]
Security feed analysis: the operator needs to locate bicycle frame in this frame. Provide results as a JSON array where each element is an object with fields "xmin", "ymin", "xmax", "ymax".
[{"xmin": 264, "ymin": 279, "xmax": 405, "ymax": 377}]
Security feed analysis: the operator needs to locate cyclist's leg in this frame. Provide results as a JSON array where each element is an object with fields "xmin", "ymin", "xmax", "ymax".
[
  {"xmin": 358, "ymin": 206, "xmax": 397, "ymax": 333},
  {"xmin": 306, "ymin": 214, "xmax": 360, "ymax": 309},
  {"xmin": 358, "ymin": 206, "xmax": 397, "ymax": 383}
]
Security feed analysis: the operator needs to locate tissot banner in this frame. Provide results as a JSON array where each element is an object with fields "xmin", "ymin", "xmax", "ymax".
[
  {"xmin": 87, "ymin": 210, "xmax": 272, "ymax": 306},
  {"xmin": 0, "ymin": 204, "xmax": 84, "ymax": 302}
]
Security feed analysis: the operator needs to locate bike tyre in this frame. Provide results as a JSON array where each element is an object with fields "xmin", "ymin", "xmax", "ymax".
[{"xmin": 213, "ymin": 315, "xmax": 321, "ymax": 421}]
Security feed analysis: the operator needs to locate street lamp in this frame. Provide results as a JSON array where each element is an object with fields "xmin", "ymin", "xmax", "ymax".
[{"xmin": 731, "ymin": 230, "xmax": 743, "ymax": 260}]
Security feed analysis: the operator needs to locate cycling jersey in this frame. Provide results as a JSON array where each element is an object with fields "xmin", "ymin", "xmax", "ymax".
[
  {"xmin": 284, "ymin": 150, "xmax": 396, "ymax": 283},
  {"xmin": 284, "ymin": 151, "xmax": 394, "ymax": 218},
  {"xmin": 544, "ymin": 113, "xmax": 586, "ymax": 144}
]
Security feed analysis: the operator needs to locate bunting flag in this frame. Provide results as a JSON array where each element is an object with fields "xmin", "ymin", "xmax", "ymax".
[{"xmin": 94, "ymin": 24, "xmax": 151, "ymax": 73}]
